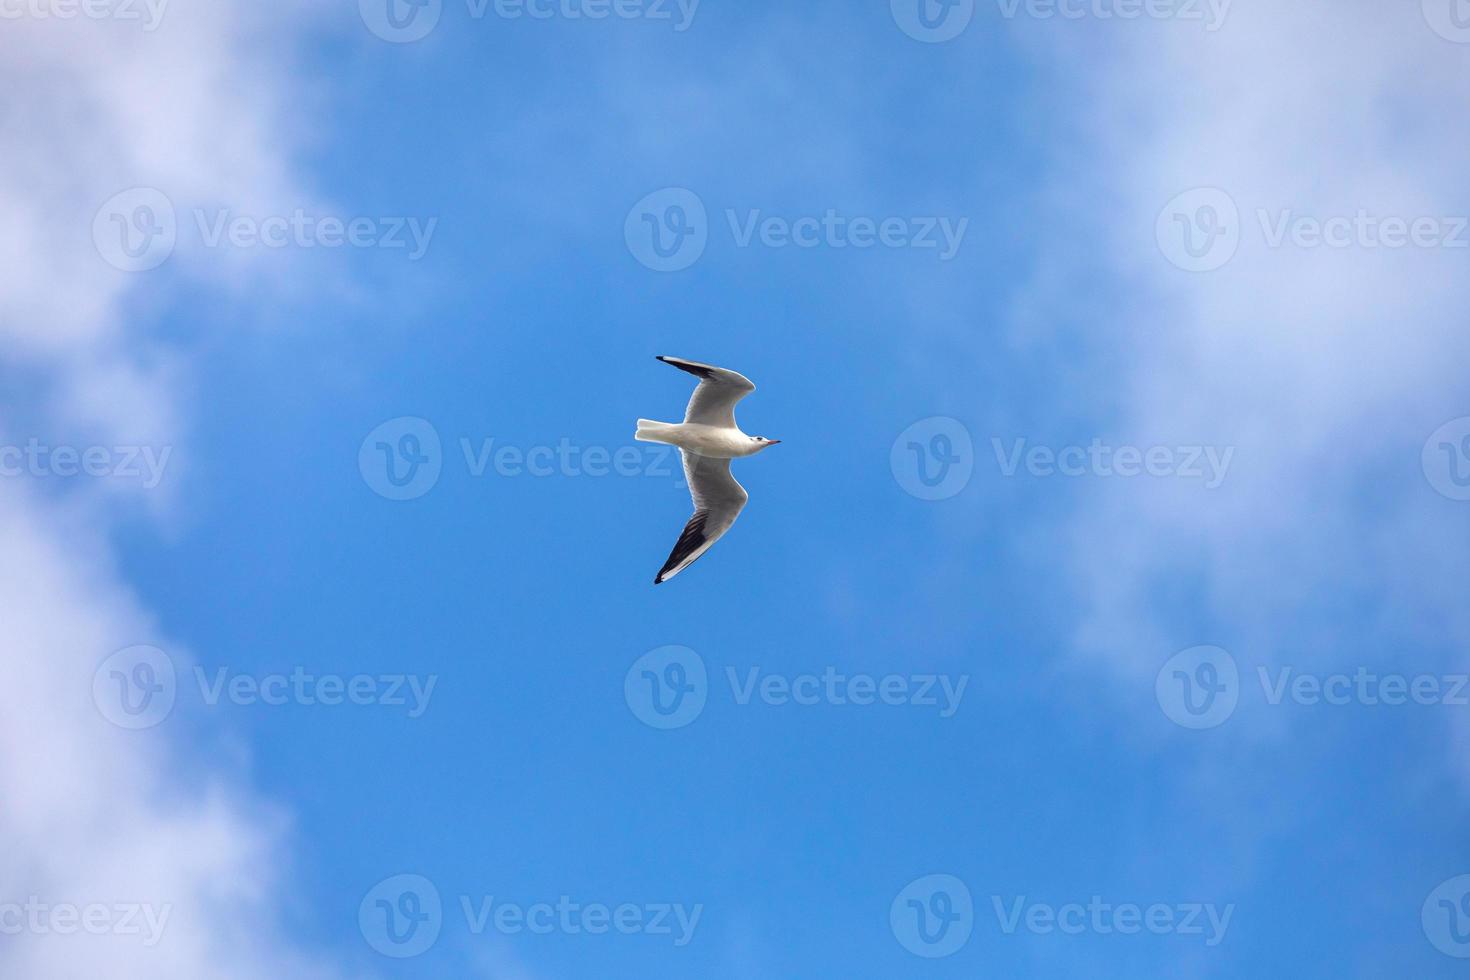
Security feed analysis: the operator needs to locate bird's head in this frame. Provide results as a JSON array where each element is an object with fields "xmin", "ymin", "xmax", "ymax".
[{"xmin": 750, "ymin": 435, "xmax": 781, "ymax": 452}]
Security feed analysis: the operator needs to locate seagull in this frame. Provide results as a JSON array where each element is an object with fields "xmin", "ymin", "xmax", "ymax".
[{"xmin": 635, "ymin": 356, "xmax": 780, "ymax": 584}]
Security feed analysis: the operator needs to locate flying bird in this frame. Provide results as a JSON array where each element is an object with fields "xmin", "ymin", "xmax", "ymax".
[{"xmin": 635, "ymin": 356, "xmax": 780, "ymax": 584}]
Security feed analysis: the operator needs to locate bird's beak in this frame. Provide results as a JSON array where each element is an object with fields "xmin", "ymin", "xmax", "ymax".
[{"xmin": 767, "ymin": 439, "xmax": 781, "ymax": 445}]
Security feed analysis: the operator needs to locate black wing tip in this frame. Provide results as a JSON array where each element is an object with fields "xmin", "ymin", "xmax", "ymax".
[
  {"xmin": 655, "ymin": 356, "xmax": 714, "ymax": 380},
  {"xmin": 653, "ymin": 512, "xmax": 709, "ymax": 585}
]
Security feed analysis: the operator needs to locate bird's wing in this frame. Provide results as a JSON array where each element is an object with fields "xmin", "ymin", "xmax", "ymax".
[
  {"xmin": 657, "ymin": 355, "xmax": 756, "ymax": 428},
  {"xmin": 654, "ymin": 452, "xmax": 749, "ymax": 584}
]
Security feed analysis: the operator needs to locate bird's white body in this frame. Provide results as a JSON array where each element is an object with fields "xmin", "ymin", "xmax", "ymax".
[
  {"xmin": 635, "ymin": 356, "xmax": 780, "ymax": 584},
  {"xmin": 634, "ymin": 420, "xmax": 765, "ymax": 459}
]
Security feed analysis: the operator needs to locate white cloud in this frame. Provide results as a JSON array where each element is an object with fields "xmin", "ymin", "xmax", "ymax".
[
  {"xmin": 0, "ymin": 4, "xmax": 347, "ymax": 977},
  {"xmin": 0, "ymin": 489, "xmax": 340, "ymax": 980},
  {"xmin": 1016, "ymin": 3, "xmax": 1470, "ymax": 679}
]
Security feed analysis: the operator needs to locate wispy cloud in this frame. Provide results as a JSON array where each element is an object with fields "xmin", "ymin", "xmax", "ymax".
[
  {"xmin": 1012, "ymin": 2, "xmax": 1470, "ymax": 681},
  {"xmin": 0, "ymin": 4, "xmax": 346, "ymax": 977}
]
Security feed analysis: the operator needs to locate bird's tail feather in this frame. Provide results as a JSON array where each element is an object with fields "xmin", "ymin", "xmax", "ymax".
[{"xmin": 635, "ymin": 419, "xmax": 679, "ymax": 445}]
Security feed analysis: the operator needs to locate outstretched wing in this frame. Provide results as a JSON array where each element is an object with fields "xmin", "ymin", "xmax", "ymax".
[
  {"xmin": 654, "ymin": 451, "xmax": 749, "ymax": 584},
  {"xmin": 657, "ymin": 355, "xmax": 756, "ymax": 428}
]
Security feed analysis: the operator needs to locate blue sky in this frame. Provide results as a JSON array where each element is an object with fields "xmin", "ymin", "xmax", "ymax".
[{"xmin": 5, "ymin": 1, "xmax": 1470, "ymax": 978}]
